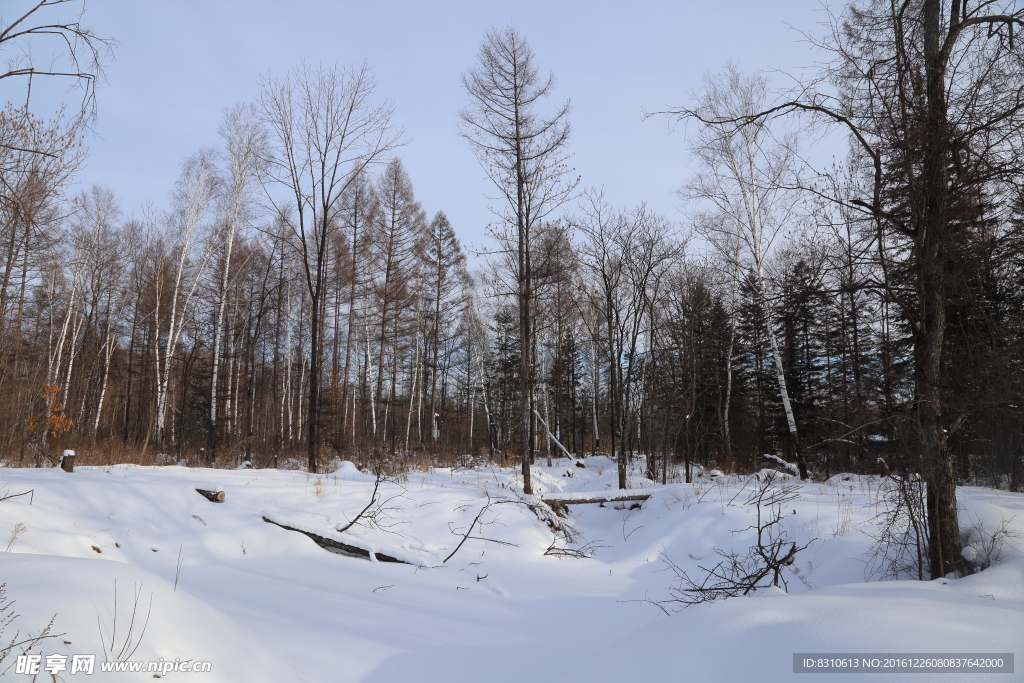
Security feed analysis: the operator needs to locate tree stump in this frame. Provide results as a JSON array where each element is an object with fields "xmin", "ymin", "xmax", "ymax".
[{"xmin": 60, "ymin": 450, "xmax": 75, "ymax": 473}]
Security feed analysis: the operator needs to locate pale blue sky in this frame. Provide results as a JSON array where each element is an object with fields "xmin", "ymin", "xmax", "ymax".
[{"xmin": 14, "ymin": 0, "xmax": 830, "ymax": 251}]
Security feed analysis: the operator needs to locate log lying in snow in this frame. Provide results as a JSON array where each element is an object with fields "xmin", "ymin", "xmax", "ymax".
[
  {"xmin": 537, "ymin": 490, "xmax": 653, "ymax": 506},
  {"xmin": 261, "ymin": 516, "xmax": 409, "ymax": 564},
  {"xmin": 195, "ymin": 488, "xmax": 225, "ymax": 503}
]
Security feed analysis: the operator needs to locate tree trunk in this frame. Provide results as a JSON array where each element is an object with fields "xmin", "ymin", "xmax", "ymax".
[
  {"xmin": 308, "ymin": 290, "xmax": 321, "ymax": 473},
  {"xmin": 919, "ymin": 0, "xmax": 959, "ymax": 578},
  {"xmin": 759, "ymin": 272, "xmax": 808, "ymax": 480}
]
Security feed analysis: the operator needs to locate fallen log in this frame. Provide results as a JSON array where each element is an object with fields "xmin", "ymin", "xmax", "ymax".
[
  {"xmin": 195, "ymin": 488, "xmax": 225, "ymax": 503},
  {"xmin": 538, "ymin": 490, "xmax": 652, "ymax": 506},
  {"xmin": 261, "ymin": 516, "xmax": 408, "ymax": 564}
]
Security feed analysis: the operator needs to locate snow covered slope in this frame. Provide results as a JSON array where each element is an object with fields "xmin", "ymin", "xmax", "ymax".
[{"xmin": 0, "ymin": 459, "xmax": 1020, "ymax": 682}]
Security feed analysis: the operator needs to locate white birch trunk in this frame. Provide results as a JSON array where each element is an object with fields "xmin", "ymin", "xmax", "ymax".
[
  {"xmin": 405, "ymin": 330, "xmax": 420, "ymax": 453},
  {"xmin": 93, "ymin": 331, "xmax": 116, "ymax": 437},
  {"xmin": 155, "ymin": 154, "xmax": 218, "ymax": 444},
  {"xmin": 211, "ymin": 105, "xmax": 262, "ymax": 456}
]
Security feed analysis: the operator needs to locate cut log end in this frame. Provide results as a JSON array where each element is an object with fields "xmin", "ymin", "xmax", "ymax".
[{"xmin": 196, "ymin": 488, "xmax": 225, "ymax": 503}]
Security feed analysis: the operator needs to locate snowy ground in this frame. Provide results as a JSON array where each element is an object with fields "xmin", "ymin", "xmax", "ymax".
[{"xmin": 0, "ymin": 457, "xmax": 1021, "ymax": 682}]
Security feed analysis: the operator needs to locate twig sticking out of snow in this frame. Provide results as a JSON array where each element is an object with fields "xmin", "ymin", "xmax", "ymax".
[
  {"xmin": 5, "ymin": 523, "xmax": 27, "ymax": 552},
  {"xmin": 337, "ymin": 471, "xmax": 384, "ymax": 533},
  {"xmin": 0, "ymin": 584, "xmax": 61, "ymax": 670},
  {"xmin": 444, "ymin": 494, "xmax": 491, "ymax": 563},
  {"xmin": 174, "ymin": 545, "xmax": 183, "ymax": 591},
  {"xmin": 97, "ymin": 581, "xmax": 152, "ymax": 664}
]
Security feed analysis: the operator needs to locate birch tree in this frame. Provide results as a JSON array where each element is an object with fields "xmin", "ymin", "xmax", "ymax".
[
  {"xmin": 153, "ymin": 151, "xmax": 219, "ymax": 445},
  {"xmin": 67, "ymin": 185, "xmax": 132, "ymax": 443},
  {"xmin": 679, "ymin": 65, "xmax": 809, "ymax": 479},
  {"xmin": 209, "ymin": 103, "xmax": 266, "ymax": 463}
]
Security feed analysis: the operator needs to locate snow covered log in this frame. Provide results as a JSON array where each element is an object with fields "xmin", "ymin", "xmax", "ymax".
[
  {"xmin": 762, "ymin": 454, "xmax": 800, "ymax": 477},
  {"xmin": 537, "ymin": 490, "xmax": 653, "ymax": 505},
  {"xmin": 261, "ymin": 515, "xmax": 410, "ymax": 564},
  {"xmin": 195, "ymin": 488, "xmax": 225, "ymax": 502}
]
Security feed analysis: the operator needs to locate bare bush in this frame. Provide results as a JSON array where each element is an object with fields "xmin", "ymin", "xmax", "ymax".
[
  {"xmin": 960, "ymin": 514, "xmax": 1020, "ymax": 574},
  {"xmin": 864, "ymin": 475, "xmax": 929, "ymax": 580},
  {"xmin": 544, "ymin": 537, "xmax": 606, "ymax": 559},
  {"xmin": 0, "ymin": 583, "xmax": 59, "ymax": 673},
  {"xmin": 658, "ymin": 478, "xmax": 811, "ymax": 609}
]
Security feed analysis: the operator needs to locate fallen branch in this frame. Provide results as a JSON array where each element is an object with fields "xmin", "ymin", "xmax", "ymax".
[
  {"xmin": 544, "ymin": 538, "xmax": 607, "ymax": 559},
  {"xmin": 532, "ymin": 408, "xmax": 582, "ymax": 465},
  {"xmin": 465, "ymin": 535, "xmax": 519, "ymax": 548},
  {"xmin": 0, "ymin": 489, "xmax": 33, "ymax": 504},
  {"xmin": 261, "ymin": 516, "xmax": 409, "ymax": 564}
]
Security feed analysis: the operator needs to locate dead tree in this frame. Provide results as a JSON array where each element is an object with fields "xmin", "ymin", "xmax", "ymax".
[{"xmin": 460, "ymin": 26, "xmax": 577, "ymax": 494}]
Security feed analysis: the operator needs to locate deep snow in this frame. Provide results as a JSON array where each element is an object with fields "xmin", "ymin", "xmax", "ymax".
[{"xmin": 0, "ymin": 458, "xmax": 1020, "ymax": 682}]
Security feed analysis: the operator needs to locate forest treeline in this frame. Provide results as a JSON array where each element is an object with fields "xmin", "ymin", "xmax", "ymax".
[{"xmin": 1, "ymin": 1, "xmax": 1022, "ymax": 503}]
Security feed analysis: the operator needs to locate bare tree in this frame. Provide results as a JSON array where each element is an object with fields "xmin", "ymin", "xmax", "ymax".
[
  {"xmin": 677, "ymin": 65, "xmax": 809, "ymax": 479},
  {"xmin": 0, "ymin": 106, "xmax": 83, "ymax": 344},
  {"xmin": 368, "ymin": 158, "xmax": 424, "ymax": 446},
  {"xmin": 576, "ymin": 192, "xmax": 679, "ymax": 488},
  {"xmin": 258, "ymin": 62, "xmax": 401, "ymax": 473},
  {"xmin": 153, "ymin": 151, "xmax": 219, "ymax": 445},
  {"xmin": 209, "ymin": 103, "xmax": 266, "ymax": 463},
  {"xmin": 460, "ymin": 26, "xmax": 577, "ymax": 494},
  {"xmin": 67, "ymin": 185, "xmax": 133, "ymax": 444},
  {"xmin": 661, "ymin": 0, "xmax": 1024, "ymax": 575},
  {"xmin": 335, "ymin": 167, "xmax": 376, "ymax": 449},
  {"xmin": 0, "ymin": 0, "xmax": 114, "ymax": 129}
]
